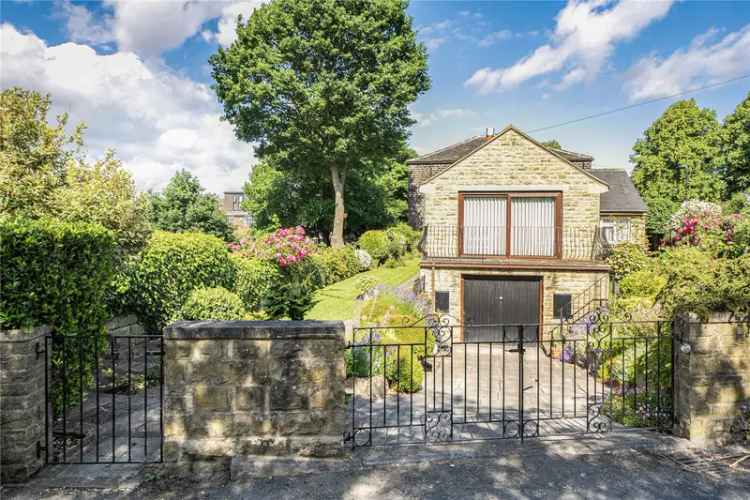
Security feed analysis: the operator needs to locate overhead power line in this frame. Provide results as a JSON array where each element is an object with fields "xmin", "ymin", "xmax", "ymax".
[{"xmin": 527, "ymin": 73, "xmax": 750, "ymax": 134}]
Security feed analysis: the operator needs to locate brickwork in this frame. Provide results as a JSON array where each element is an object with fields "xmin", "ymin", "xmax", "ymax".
[
  {"xmin": 674, "ymin": 312, "xmax": 750, "ymax": 446},
  {"xmin": 0, "ymin": 326, "xmax": 49, "ymax": 483},
  {"xmin": 163, "ymin": 320, "xmax": 347, "ymax": 474},
  {"xmin": 601, "ymin": 214, "xmax": 647, "ymax": 246}
]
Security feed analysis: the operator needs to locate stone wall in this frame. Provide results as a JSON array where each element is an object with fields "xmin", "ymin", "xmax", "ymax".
[
  {"xmin": 601, "ymin": 214, "xmax": 647, "ymax": 246},
  {"xmin": 421, "ymin": 267, "xmax": 608, "ymax": 339},
  {"xmin": 418, "ymin": 129, "xmax": 607, "ymax": 231},
  {"xmin": 674, "ymin": 312, "xmax": 750, "ymax": 446},
  {"xmin": 163, "ymin": 320, "xmax": 347, "ymax": 474},
  {"xmin": 0, "ymin": 326, "xmax": 49, "ymax": 483},
  {"xmin": 106, "ymin": 314, "xmax": 145, "ymax": 336}
]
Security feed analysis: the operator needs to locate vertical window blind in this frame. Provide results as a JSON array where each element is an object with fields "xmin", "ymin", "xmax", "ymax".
[
  {"xmin": 461, "ymin": 194, "xmax": 557, "ymax": 257},
  {"xmin": 462, "ymin": 196, "xmax": 507, "ymax": 255},
  {"xmin": 511, "ymin": 197, "xmax": 556, "ymax": 256}
]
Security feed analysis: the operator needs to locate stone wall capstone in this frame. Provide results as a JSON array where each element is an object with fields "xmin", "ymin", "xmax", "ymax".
[
  {"xmin": 674, "ymin": 312, "xmax": 750, "ymax": 446},
  {"xmin": 163, "ymin": 320, "xmax": 347, "ymax": 474},
  {"xmin": 0, "ymin": 326, "xmax": 49, "ymax": 484}
]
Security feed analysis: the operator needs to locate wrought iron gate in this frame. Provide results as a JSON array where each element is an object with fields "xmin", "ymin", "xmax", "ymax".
[
  {"xmin": 344, "ymin": 315, "xmax": 674, "ymax": 448},
  {"xmin": 43, "ymin": 333, "xmax": 164, "ymax": 464}
]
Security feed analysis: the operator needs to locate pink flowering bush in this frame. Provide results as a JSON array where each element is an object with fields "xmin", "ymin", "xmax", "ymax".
[
  {"xmin": 264, "ymin": 226, "xmax": 316, "ymax": 268},
  {"xmin": 228, "ymin": 226, "xmax": 320, "ymax": 319},
  {"xmin": 663, "ymin": 200, "xmax": 725, "ymax": 248}
]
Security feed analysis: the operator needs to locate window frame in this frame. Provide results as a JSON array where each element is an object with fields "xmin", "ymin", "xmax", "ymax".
[
  {"xmin": 553, "ymin": 293, "xmax": 573, "ymax": 319},
  {"xmin": 458, "ymin": 191, "xmax": 563, "ymax": 258}
]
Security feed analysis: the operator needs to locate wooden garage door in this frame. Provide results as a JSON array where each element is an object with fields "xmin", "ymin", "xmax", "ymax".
[{"xmin": 463, "ymin": 277, "xmax": 540, "ymax": 342}]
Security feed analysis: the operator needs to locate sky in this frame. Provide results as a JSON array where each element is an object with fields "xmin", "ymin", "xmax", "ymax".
[{"xmin": 1, "ymin": 0, "xmax": 749, "ymax": 195}]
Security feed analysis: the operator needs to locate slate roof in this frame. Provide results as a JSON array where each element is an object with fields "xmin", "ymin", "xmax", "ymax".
[
  {"xmin": 406, "ymin": 136, "xmax": 593, "ymax": 165},
  {"xmin": 589, "ymin": 169, "xmax": 647, "ymax": 213}
]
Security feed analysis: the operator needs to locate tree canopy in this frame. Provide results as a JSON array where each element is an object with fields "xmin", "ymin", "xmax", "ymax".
[
  {"xmin": 0, "ymin": 87, "xmax": 83, "ymax": 217},
  {"xmin": 631, "ymin": 99, "xmax": 724, "ymax": 236},
  {"xmin": 719, "ymin": 91, "xmax": 750, "ymax": 195},
  {"xmin": 146, "ymin": 170, "xmax": 232, "ymax": 241},
  {"xmin": 1, "ymin": 87, "xmax": 151, "ymax": 253},
  {"xmin": 243, "ymin": 143, "xmax": 413, "ymax": 238},
  {"xmin": 210, "ymin": 0, "xmax": 430, "ymax": 246}
]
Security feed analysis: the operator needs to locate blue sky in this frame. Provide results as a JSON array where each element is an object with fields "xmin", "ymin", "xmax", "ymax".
[{"xmin": 2, "ymin": 1, "xmax": 749, "ymax": 193}]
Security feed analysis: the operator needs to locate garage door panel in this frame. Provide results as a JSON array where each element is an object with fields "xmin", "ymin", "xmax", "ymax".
[{"xmin": 464, "ymin": 277, "xmax": 539, "ymax": 342}]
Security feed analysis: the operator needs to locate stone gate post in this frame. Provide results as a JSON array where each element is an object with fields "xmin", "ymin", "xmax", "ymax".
[
  {"xmin": 673, "ymin": 312, "xmax": 750, "ymax": 446},
  {"xmin": 0, "ymin": 326, "xmax": 50, "ymax": 483}
]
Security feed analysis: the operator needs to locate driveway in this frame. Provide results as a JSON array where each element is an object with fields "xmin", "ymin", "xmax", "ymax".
[{"xmin": 349, "ymin": 344, "xmax": 617, "ymax": 446}]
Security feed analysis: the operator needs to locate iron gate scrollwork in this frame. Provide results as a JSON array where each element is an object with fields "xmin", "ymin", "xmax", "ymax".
[{"xmin": 345, "ymin": 317, "xmax": 678, "ymax": 448}]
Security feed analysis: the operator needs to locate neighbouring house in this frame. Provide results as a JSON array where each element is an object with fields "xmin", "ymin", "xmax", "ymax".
[
  {"xmin": 222, "ymin": 191, "xmax": 253, "ymax": 228},
  {"xmin": 407, "ymin": 125, "xmax": 647, "ymax": 342}
]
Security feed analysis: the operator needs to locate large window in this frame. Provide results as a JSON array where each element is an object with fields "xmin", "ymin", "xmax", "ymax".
[{"xmin": 460, "ymin": 192, "xmax": 560, "ymax": 257}]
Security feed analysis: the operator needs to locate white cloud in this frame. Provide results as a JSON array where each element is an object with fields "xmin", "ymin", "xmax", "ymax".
[
  {"xmin": 55, "ymin": 1, "xmax": 265, "ymax": 58},
  {"xmin": 625, "ymin": 24, "xmax": 750, "ymax": 102},
  {"xmin": 423, "ymin": 37, "xmax": 447, "ymax": 51},
  {"xmin": 412, "ymin": 108, "xmax": 478, "ymax": 128},
  {"xmin": 201, "ymin": 1, "xmax": 265, "ymax": 48},
  {"xmin": 57, "ymin": 0, "xmax": 115, "ymax": 45},
  {"xmin": 465, "ymin": 0, "xmax": 674, "ymax": 94},
  {"xmin": 478, "ymin": 30, "xmax": 513, "ymax": 47},
  {"xmin": 0, "ymin": 23, "xmax": 252, "ymax": 194}
]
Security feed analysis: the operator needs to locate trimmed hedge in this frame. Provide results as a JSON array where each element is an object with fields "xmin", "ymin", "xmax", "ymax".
[
  {"xmin": 0, "ymin": 216, "xmax": 116, "ymax": 331},
  {"xmin": 0, "ymin": 216, "xmax": 117, "ymax": 411},
  {"xmin": 179, "ymin": 287, "xmax": 246, "ymax": 320},
  {"xmin": 128, "ymin": 231, "xmax": 235, "ymax": 330},
  {"xmin": 357, "ymin": 230, "xmax": 391, "ymax": 263},
  {"xmin": 231, "ymin": 255, "xmax": 279, "ymax": 311}
]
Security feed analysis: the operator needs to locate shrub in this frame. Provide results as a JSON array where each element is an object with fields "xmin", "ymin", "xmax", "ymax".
[
  {"xmin": 355, "ymin": 248, "xmax": 373, "ymax": 270},
  {"xmin": 179, "ymin": 287, "xmax": 246, "ymax": 320},
  {"xmin": 619, "ymin": 269, "xmax": 666, "ymax": 300},
  {"xmin": 128, "ymin": 231, "xmax": 236, "ymax": 330},
  {"xmin": 310, "ymin": 245, "xmax": 362, "ymax": 285},
  {"xmin": 387, "ymin": 222, "xmax": 421, "ymax": 253},
  {"xmin": 607, "ymin": 242, "xmax": 650, "ymax": 281},
  {"xmin": 357, "ymin": 230, "xmax": 390, "ymax": 263},
  {"xmin": 385, "ymin": 351, "xmax": 424, "ymax": 393},
  {"xmin": 0, "ymin": 216, "xmax": 117, "ymax": 410},
  {"xmin": 361, "ymin": 293, "xmax": 435, "ymax": 358},
  {"xmin": 231, "ymin": 255, "xmax": 279, "ymax": 311}
]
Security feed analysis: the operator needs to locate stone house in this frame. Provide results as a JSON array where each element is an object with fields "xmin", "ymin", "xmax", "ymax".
[
  {"xmin": 222, "ymin": 191, "xmax": 253, "ymax": 228},
  {"xmin": 407, "ymin": 125, "xmax": 647, "ymax": 341}
]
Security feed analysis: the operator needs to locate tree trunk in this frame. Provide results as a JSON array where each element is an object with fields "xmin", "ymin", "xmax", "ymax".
[{"xmin": 329, "ymin": 165, "xmax": 346, "ymax": 247}]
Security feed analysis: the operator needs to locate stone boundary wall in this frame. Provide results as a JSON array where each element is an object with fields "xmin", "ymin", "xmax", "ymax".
[
  {"xmin": 163, "ymin": 320, "xmax": 346, "ymax": 474},
  {"xmin": 106, "ymin": 314, "xmax": 145, "ymax": 336},
  {"xmin": 0, "ymin": 326, "xmax": 49, "ymax": 483},
  {"xmin": 674, "ymin": 312, "xmax": 750, "ymax": 446}
]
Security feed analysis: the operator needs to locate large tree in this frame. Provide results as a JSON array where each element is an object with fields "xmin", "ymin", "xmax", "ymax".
[
  {"xmin": 631, "ymin": 99, "xmax": 725, "ymax": 236},
  {"xmin": 0, "ymin": 87, "xmax": 83, "ymax": 216},
  {"xmin": 210, "ymin": 0, "xmax": 430, "ymax": 246},
  {"xmin": 146, "ymin": 170, "xmax": 232, "ymax": 241},
  {"xmin": 720, "ymin": 91, "xmax": 750, "ymax": 195},
  {"xmin": 244, "ymin": 144, "xmax": 413, "ymax": 238}
]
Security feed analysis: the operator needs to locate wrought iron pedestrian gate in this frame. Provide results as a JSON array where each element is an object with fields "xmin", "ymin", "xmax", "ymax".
[
  {"xmin": 42, "ymin": 333, "xmax": 164, "ymax": 464},
  {"xmin": 344, "ymin": 315, "xmax": 675, "ymax": 448}
]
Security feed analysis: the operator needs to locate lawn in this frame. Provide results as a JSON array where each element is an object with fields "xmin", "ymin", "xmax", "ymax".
[{"xmin": 305, "ymin": 256, "xmax": 420, "ymax": 320}]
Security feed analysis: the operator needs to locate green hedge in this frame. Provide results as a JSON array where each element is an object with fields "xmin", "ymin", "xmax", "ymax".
[
  {"xmin": 128, "ymin": 231, "xmax": 235, "ymax": 330},
  {"xmin": 231, "ymin": 255, "xmax": 279, "ymax": 311},
  {"xmin": 0, "ymin": 216, "xmax": 116, "ymax": 331},
  {"xmin": 179, "ymin": 287, "xmax": 246, "ymax": 320},
  {"xmin": 0, "ymin": 216, "xmax": 117, "ymax": 411}
]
